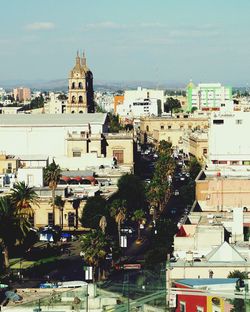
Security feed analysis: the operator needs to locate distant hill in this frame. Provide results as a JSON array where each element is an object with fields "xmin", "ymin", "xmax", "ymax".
[{"xmin": 0, "ymin": 79, "xmax": 186, "ymax": 92}]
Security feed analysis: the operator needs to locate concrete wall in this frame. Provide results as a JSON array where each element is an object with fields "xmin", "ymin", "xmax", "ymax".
[{"xmin": 17, "ymin": 168, "xmax": 44, "ymax": 187}]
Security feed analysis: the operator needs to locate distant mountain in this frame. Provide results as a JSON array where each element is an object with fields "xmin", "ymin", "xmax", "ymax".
[{"xmin": 0, "ymin": 78, "xmax": 186, "ymax": 91}]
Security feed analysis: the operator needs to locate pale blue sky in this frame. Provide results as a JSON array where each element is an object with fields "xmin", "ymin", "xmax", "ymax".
[{"xmin": 1, "ymin": 0, "xmax": 250, "ymax": 85}]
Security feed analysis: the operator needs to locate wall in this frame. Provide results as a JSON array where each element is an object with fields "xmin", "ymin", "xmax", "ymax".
[
  {"xmin": 175, "ymin": 284, "xmax": 207, "ymax": 312},
  {"xmin": 106, "ymin": 136, "xmax": 134, "ymax": 165},
  {"xmin": 17, "ymin": 168, "xmax": 44, "ymax": 187},
  {"xmin": 196, "ymin": 177, "xmax": 250, "ymax": 211}
]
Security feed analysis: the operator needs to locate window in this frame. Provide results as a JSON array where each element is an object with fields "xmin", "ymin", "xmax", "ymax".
[
  {"xmin": 73, "ymin": 151, "xmax": 81, "ymax": 157},
  {"xmin": 230, "ymin": 161, "xmax": 239, "ymax": 165},
  {"xmin": 7, "ymin": 163, "xmax": 12, "ymax": 173},
  {"xmin": 236, "ymin": 119, "xmax": 242, "ymax": 125},
  {"xmin": 213, "ymin": 119, "xmax": 224, "ymax": 124},
  {"xmin": 168, "ymin": 125, "xmax": 172, "ymax": 129},
  {"xmin": 203, "ymin": 148, "xmax": 207, "ymax": 155},
  {"xmin": 113, "ymin": 150, "xmax": 124, "ymax": 164},
  {"xmin": 68, "ymin": 212, "xmax": 75, "ymax": 227},
  {"xmin": 146, "ymin": 126, "xmax": 149, "ymax": 132},
  {"xmin": 161, "ymin": 125, "xmax": 164, "ymax": 130},
  {"xmin": 48, "ymin": 213, "xmax": 54, "ymax": 226},
  {"xmin": 180, "ymin": 301, "xmax": 186, "ymax": 312}
]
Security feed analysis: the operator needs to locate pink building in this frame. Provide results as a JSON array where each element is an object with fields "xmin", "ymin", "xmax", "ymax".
[{"xmin": 13, "ymin": 87, "xmax": 31, "ymax": 102}]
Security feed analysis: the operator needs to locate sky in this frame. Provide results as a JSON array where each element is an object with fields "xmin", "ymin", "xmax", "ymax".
[{"xmin": 1, "ymin": 0, "xmax": 250, "ymax": 86}]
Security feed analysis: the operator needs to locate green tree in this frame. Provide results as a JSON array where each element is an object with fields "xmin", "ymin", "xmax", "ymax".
[
  {"xmin": 110, "ymin": 199, "xmax": 126, "ymax": 246},
  {"xmin": 108, "ymin": 113, "xmax": 122, "ymax": 133},
  {"xmin": 0, "ymin": 196, "xmax": 31, "ymax": 268},
  {"xmin": 80, "ymin": 195, "xmax": 109, "ymax": 230},
  {"xmin": 44, "ymin": 160, "xmax": 61, "ymax": 225},
  {"xmin": 189, "ymin": 157, "xmax": 202, "ymax": 180},
  {"xmin": 228, "ymin": 270, "xmax": 248, "ymax": 279},
  {"xmin": 132, "ymin": 209, "xmax": 146, "ymax": 240},
  {"xmin": 147, "ymin": 141, "xmax": 175, "ymax": 212},
  {"xmin": 80, "ymin": 230, "xmax": 110, "ymax": 281},
  {"xmin": 54, "ymin": 195, "xmax": 65, "ymax": 229},
  {"xmin": 10, "ymin": 181, "xmax": 39, "ymax": 217},
  {"xmin": 116, "ymin": 174, "xmax": 147, "ymax": 216},
  {"xmin": 164, "ymin": 97, "xmax": 181, "ymax": 115}
]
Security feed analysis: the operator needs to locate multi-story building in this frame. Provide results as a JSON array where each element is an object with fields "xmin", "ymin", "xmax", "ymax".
[
  {"xmin": 95, "ymin": 91, "xmax": 114, "ymax": 113},
  {"xmin": 116, "ymin": 87, "xmax": 165, "ymax": 119},
  {"xmin": 44, "ymin": 92, "xmax": 66, "ymax": 114},
  {"xmin": 66, "ymin": 52, "xmax": 94, "ymax": 114},
  {"xmin": 187, "ymin": 82, "xmax": 233, "ymax": 112},
  {"xmin": 208, "ymin": 112, "xmax": 250, "ymax": 167},
  {"xmin": 140, "ymin": 114, "xmax": 208, "ymax": 148},
  {"xmin": 13, "ymin": 87, "xmax": 31, "ymax": 102}
]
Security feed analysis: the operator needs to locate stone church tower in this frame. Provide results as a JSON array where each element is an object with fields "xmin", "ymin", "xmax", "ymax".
[{"xmin": 67, "ymin": 51, "xmax": 94, "ymax": 113}]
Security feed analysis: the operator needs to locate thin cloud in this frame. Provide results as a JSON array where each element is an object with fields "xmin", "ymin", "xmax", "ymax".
[
  {"xmin": 85, "ymin": 21, "xmax": 128, "ymax": 30},
  {"xmin": 25, "ymin": 22, "xmax": 55, "ymax": 31}
]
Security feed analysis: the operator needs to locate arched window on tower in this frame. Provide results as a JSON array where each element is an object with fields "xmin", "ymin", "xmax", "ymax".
[
  {"xmin": 78, "ymin": 82, "xmax": 83, "ymax": 89},
  {"xmin": 72, "ymin": 96, "xmax": 76, "ymax": 103},
  {"xmin": 79, "ymin": 96, "xmax": 83, "ymax": 103},
  {"xmin": 72, "ymin": 82, "xmax": 75, "ymax": 89}
]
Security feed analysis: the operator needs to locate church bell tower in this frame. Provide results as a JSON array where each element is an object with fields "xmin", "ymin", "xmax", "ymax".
[{"xmin": 67, "ymin": 51, "xmax": 94, "ymax": 113}]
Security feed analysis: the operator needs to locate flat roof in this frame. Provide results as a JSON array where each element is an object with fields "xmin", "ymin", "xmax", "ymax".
[
  {"xmin": 0, "ymin": 113, "xmax": 107, "ymax": 126},
  {"xmin": 175, "ymin": 278, "xmax": 238, "ymax": 287}
]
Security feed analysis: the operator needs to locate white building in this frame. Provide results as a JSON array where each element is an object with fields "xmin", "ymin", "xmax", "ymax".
[
  {"xmin": 95, "ymin": 91, "xmax": 114, "ymax": 113},
  {"xmin": 208, "ymin": 112, "xmax": 250, "ymax": 167},
  {"xmin": 116, "ymin": 87, "xmax": 164, "ymax": 118},
  {"xmin": 0, "ymin": 113, "xmax": 107, "ymax": 158},
  {"xmin": 187, "ymin": 82, "xmax": 233, "ymax": 112},
  {"xmin": 44, "ymin": 92, "xmax": 67, "ymax": 114}
]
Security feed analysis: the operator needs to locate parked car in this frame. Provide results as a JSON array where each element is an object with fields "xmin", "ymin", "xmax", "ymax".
[
  {"xmin": 174, "ymin": 189, "xmax": 179, "ymax": 196},
  {"xmin": 121, "ymin": 227, "xmax": 135, "ymax": 234}
]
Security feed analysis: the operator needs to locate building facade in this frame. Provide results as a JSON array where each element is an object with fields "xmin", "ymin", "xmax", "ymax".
[
  {"xmin": 187, "ymin": 82, "xmax": 233, "ymax": 112},
  {"xmin": 66, "ymin": 52, "xmax": 94, "ymax": 114},
  {"xmin": 13, "ymin": 87, "xmax": 31, "ymax": 102}
]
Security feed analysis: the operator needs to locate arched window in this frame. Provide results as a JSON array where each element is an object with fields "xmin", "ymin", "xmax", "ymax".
[
  {"xmin": 79, "ymin": 111, "xmax": 83, "ymax": 114},
  {"xmin": 79, "ymin": 96, "xmax": 83, "ymax": 103},
  {"xmin": 71, "ymin": 82, "xmax": 75, "ymax": 89},
  {"xmin": 71, "ymin": 111, "xmax": 75, "ymax": 114},
  {"xmin": 78, "ymin": 82, "xmax": 83, "ymax": 89},
  {"xmin": 72, "ymin": 96, "xmax": 76, "ymax": 103},
  {"xmin": 146, "ymin": 125, "xmax": 149, "ymax": 132}
]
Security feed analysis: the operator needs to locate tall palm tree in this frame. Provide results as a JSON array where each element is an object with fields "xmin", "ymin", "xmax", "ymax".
[
  {"xmin": 0, "ymin": 196, "xmax": 30, "ymax": 268},
  {"xmin": 44, "ymin": 160, "xmax": 61, "ymax": 225},
  {"xmin": 110, "ymin": 199, "xmax": 126, "ymax": 246},
  {"xmin": 54, "ymin": 195, "xmax": 65, "ymax": 229},
  {"xmin": 10, "ymin": 181, "xmax": 39, "ymax": 217},
  {"xmin": 132, "ymin": 209, "xmax": 146, "ymax": 241},
  {"xmin": 80, "ymin": 230, "xmax": 110, "ymax": 282}
]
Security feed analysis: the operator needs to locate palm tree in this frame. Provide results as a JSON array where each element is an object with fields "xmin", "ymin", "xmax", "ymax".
[
  {"xmin": 0, "ymin": 196, "xmax": 30, "ymax": 268},
  {"xmin": 80, "ymin": 230, "xmax": 110, "ymax": 282},
  {"xmin": 132, "ymin": 209, "xmax": 146, "ymax": 241},
  {"xmin": 110, "ymin": 199, "xmax": 126, "ymax": 246},
  {"xmin": 54, "ymin": 195, "xmax": 65, "ymax": 229},
  {"xmin": 10, "ymin": 181, "xmax": 39, "ymax": 217},
  {"xmin": 44, "ymin": 160, "xmax": 61, "ymax": 225}
]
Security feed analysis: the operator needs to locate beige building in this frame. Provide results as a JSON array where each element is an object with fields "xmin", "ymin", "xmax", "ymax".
[
  {"xmin": 196, "ymin": 170, "xmax": 250, "ymax": 212},
  {"xmin": 140, "ymin": 114, "xmax": 208, "ymax": 147},
  {"xmin": 183, "ymin": 131, "xmax": 208, "ymax": 162},
  {"xmin": 0, "ymin": 154, "xmax": 18, "ymax": 174},
  {"xmin": 13, "ymin": 87, "xmax": 31, "ymax": 102},
  {"xmin": 67, "ymin": 52, "xmax": 94, "ymax": 114}
]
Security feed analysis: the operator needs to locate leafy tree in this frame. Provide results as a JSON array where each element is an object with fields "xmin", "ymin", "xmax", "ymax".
[
  {"xmin": 179, "ymin": 180, "xmax": 195, "ymax": 207},
  {"xmin": 147, "ymin": 141, "xmax": 175, "ymax": 212},
  {"xmin": 164, "ymin": 97, "xmax": 181, "ymax": 115},
  {"xmin": 0, "ymin": 196, "xmax": 31, "ymax": 268},
  {"xmin": 80, "ymin": 195, "xmax": 109, "ymax": 230},
  {"xmin": 80, "ymin": 230, "xmax": 111, "ymax": 281},
  {"xmin": 108, "ymin": 113, "xmax": 122, "ymax": 133},
  {"xmin": 110, "ymin": 199, "xmax": 126, "ymax": 246},
  {"xmin": 189, "ymin": 157, "xmax": 202, "ymax": 180},
  {"xmin": 132, "ymin": 209, "xmax": 146, "ymax": 240},
  {"xmin": 191, "ymin": 106, "xmax": 198, "ymax": 113},
  {"xmin": 116, "ymin": 174, "xmax": 147, "ymax": 215},
  {"xmin": 57, "ymin": 93, "xmax": 68, "ymax": 101},
  {"xmin": 228, "ymin": 270, "xmax": 248, "ymax": 279},
  {"xmin": 44, "ymin": 160, "xmax": 61, "ymax": 225},
  {"xmin": 10, "ymin": 181, "xmax": 39, "ymax": 217}
]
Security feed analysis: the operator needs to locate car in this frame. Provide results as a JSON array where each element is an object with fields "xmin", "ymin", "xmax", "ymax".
[
  {"xmin": 174, "ymin": 189, "xmax": 179, "ymax": 196},
  {"xmin": 121, "ymin": 227, "xmax": 135, "ymax": 234},
  {"xmin": 144, "ymin": 179, "xmax": 151, "ymax": 184}
]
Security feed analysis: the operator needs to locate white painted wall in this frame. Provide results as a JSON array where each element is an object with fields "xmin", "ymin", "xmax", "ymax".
[{"xmin": 17, "ymin": 168, "xmax": 44, "ymax": 187}]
